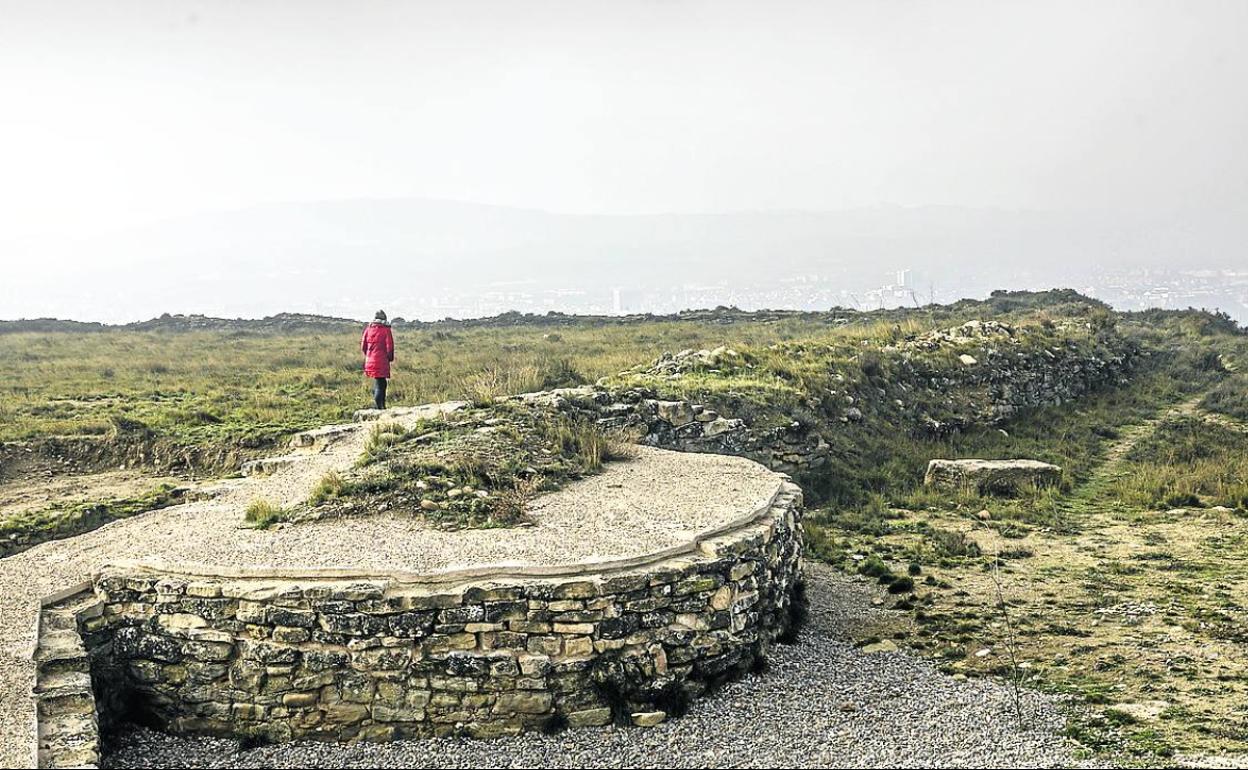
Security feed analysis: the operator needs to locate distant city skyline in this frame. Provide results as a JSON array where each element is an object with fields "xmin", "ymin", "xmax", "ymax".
[
  {"xmin": 6, "ymin": 263, "xmax": 1247, "ymax": 326},
  {"xmin": 2, "ymin": 195, "xmax": 1244, "ymax": 325}
]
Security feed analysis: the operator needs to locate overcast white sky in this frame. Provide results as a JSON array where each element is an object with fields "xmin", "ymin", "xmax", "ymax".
[{"xmin": 1, "ymin": 0, "xmax": 1246, "ymax": 248}]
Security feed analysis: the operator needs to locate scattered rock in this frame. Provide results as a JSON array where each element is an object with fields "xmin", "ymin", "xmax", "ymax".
[
  {"xmin": 860, "ymin": 639, "xmax": 899, "ymax": 654},
  {"xmin": 631, "ymin": 710, "xmax": 667, "ymax": 728}
]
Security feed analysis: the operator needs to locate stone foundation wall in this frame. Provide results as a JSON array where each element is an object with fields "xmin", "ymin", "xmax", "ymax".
[
  {"xmin": 520, "ymin": 327, "xmax": 1138, "ymax": 484},
  {"xmin": 33, "ymin": 482, "xmax": 801, "ymax": 757}
]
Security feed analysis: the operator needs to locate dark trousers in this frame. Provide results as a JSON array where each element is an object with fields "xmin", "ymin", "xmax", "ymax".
[{"xmin": 373, "ymin": 377, "xmax": 388, "ymax": 409}]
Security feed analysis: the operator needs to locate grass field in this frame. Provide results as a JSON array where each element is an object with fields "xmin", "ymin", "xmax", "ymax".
[
  {"xmin": 0, "ymin": 288, "xmax": 1144, "ymax": 451},
  {"xmin": 0, "ymin": 318, "xmax": 824, "ymax": 448},
  {"xmin": 804, "ymin": 365, "xmax": 1248, "ymax": 760}
]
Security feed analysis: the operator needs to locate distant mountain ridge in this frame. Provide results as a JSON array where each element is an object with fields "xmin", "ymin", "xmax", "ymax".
[
  {"xmin": 0, "ymin": 307, "xmax": 834, "ymax": 334},
  {"xmin": 3, "ymin": 198, "xmax": 1244, "ymax": 322},
  {"xmin": 0, "ymin": 289, "xmax": 1122, "ymax": 334}
]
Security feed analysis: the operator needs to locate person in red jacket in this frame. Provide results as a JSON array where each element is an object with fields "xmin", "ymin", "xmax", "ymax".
[{"xmin": 361, "ymin": 310, "xmax": 395, "ymax": 409}]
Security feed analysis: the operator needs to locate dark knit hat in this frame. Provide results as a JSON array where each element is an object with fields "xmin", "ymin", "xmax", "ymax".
[{"xmin": 374, "ymin": 309, "xmax": 387, "ymax": 322}]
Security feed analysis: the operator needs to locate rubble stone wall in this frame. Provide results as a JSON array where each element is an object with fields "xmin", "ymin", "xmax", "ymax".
[
  {"xmin": 36, "ymin": 483, "xmax": 801, "ymax": 755},
  {"xmin": 529, "ymin": 323, "xmax": 1137, "ymax": 482}
]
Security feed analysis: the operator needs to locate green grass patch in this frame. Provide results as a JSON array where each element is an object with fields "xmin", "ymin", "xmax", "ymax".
[
  {"xmin": 243, "ymin": 499, "xmax": 289, "ymax": 529},
  {"xmin": 0, "ymin": 484, "xmax": 185, "ymax": 557},
  {"xmin": 1201, "ymin": 372, "xmax": 1248, "ymax": 421},
  {"xmin": 312, "ymin": 404, "xmax": 635, "ymax": 527},
  {"xmin": 1106, "ymin": 416, "xmax": 1248, "ymax": 510}
]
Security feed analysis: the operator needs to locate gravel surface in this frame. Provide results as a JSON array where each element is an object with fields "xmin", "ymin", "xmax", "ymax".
[
  {"xmin": 0, "ymin": 403, "xmax": 777, "ymax": 767},
  {"xmin": 104, "ymin": 565, "xmax": 1103, "ymax": 769},
  {"xmin": 217, "ymin": 448, "xmax": 779, "ymax": 575}
]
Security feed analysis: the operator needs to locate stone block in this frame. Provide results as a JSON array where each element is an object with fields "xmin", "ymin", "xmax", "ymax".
[
  {"xmin": 567, "ymin": 707, "xmax": 613, "ymax": 727},
  {"xmin": 924, "ymin": 458, "xmax": 1062, "ymax": 495},
  {"xmin": 632, "ymin": 710, "xmax": 666, "ymax": 727},
  {"xmin": 494, "ymin": 690, "xmax": 553, "ymax": 714}
]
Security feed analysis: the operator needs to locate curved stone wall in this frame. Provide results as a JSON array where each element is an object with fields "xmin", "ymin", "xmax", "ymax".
[{"xmin": 34, "ymin": 482, "xmax": 802, "ymax": 762}]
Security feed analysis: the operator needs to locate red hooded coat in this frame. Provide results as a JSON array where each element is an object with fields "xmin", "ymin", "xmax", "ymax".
[{"xmin": 361, "ymin": 322, "xmax": 395, "ymax": 379}]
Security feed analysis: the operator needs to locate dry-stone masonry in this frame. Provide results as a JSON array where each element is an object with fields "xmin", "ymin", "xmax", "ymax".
[
  {"xmin": 503, "ymin": 324, "xmax": 1136, "ymax": 486},
  {"xmin": 32, "ymin": 587, "xmax": 106, "ymax": 768},
  {"xmin": 32, "ymin": 483, "xmax": 802, "ymax": 765}
]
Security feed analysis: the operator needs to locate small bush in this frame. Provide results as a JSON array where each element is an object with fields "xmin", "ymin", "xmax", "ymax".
[
  {"xmin": 363, "ymin": 422, "xmax": 408, "ymax": 457},
  {"xmin": 538, "ymin": 357, "xmax": 586, "ymax": 389},
  {"xmin": 237, "ymin": 729, "xmax": 274, "ymax": 750},
  {"xmin": 458, "ymin": 364, "xmax": 543, "ymax": 406},
  {"xmin": 538, "ymin": 416, "xmax": 632, "ymax": 472},
  {"xmin": 749, "ymin": 652, "xmax": 770, "ymax": 676},
  {"xmin": 244, "ymin": 499, "xmax": 287, "ymax": 529},
  {"xmin": 858, "ymin": 555, "xmax": 896, "ymax": 583},
  {"xmin": 651, "ymin": 680, "xmax": 693, "ymax": 718},
  {"xmin": 490, "ymin": 474, "xmax": 545, "ymax": 524},
  {"xmin": 887, "ymin": 576, "xmax": 916, "ymax": 594},
  {"xmin": 539, "ymin": 712, "xmax": 569, "ymax": 735},
  {"xmin": 802, "ymin": 523, "xmax": 845, "ymax": 563},
  {"xmin": 308, "ymin": 471, "xmax": 345, "ymax": 505},
  {"xmin": 929, "ymin": 528, "xmax": 981, "ymax": 559},
  {"xmin": 109, "ymin": 415, "xmax": 153, "ymax": 437}
]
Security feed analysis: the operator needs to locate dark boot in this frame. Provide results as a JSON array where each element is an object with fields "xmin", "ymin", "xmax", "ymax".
[{"xmin": 373, "ymin": 378, "xmax": 388, "ymax": 409}]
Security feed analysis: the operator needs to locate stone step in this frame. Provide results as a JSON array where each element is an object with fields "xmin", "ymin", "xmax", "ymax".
[
  {"xmin": 34, "ymin": 629, "xmax": 86, "ymax": 657},
  {"xmin": 37, "ymin": 711, "xmax": 97, "ymax": 744},
  {"xmin": 289, "ymin": 423, "xmax": 356, "ymax": 449},
  {"xmin": 34, "ymin": 595, "xmax": 102, "ymax": 769},
  {"xmin": 241, "ymin": 455, "xmax": 305, "ymax": 476},
  {"xmin": 33, "ymin": 668, "xmax": 93, "ymax": 697},
  {"xmin": 353, "ymin": 401, "xmax": 467, "ymax": 422},
  {"xmin": 35, "ymin": 657, "xmax": 90, "ymax": 682},
  {"xmin": 40, "ymin": 744, "xmax": 101, "ymax": 770},
  {"xmin": 34, "ymin": 676, "xmax": 95, "ymax": 720},
  {"xmin": 37, "ymin": 711, "xmax": 100, "ymax": 769},
  {"xmin": 34, "ymin": 630, "xmax": 88, "ymax": 677},
  {"xmin": 41, "ymin": 612, "xmax": 80, "ymax": 632},
  {"xmin": 40, "ymin": 602, "xmax": 94, "ymax": 632}
]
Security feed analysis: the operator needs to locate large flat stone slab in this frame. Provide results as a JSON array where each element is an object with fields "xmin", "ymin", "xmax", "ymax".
[{"xmin": 924, "ymin": 458, "xmax": 1062, "ymax": 495}]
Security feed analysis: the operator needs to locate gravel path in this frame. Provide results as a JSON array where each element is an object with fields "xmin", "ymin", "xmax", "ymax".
[
  {"xmin": 104, "ymin": 565, "xmax": 1102, "ymax": 769},
  {"xmin": 0, "ymin": 404, "xmax": 779, "ymax": 767}
]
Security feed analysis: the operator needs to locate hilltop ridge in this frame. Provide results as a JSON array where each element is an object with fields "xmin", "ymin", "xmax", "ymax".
[{"xmin": 0, "ymin": 288, "xmax": 1122, "ymax": 334}]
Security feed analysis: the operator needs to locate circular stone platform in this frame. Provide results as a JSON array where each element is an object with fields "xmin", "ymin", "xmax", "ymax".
[
  {"xmin": 3, "ymin": 408, "xmax": 802, "ymax": 768},
  {"xmin": 135, "ymin": 446, "xmax": 787, "ymax": 579}
]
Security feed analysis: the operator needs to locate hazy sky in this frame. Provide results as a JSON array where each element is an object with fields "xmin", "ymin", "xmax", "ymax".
[{"xmin": 2, "ymin": 0, "xmax": 1246, "ymax": 248}]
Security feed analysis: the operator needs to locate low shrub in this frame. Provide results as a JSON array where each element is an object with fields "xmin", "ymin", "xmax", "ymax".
[
  {"xmin": 887, "ymin": 575, "xmax": 916, "ymax": 594},
  {"xmin": 244, "ymin": 499, "xmax": 288, "ymax": 529}
]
